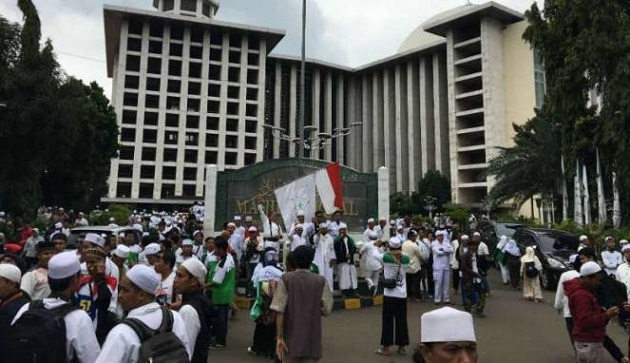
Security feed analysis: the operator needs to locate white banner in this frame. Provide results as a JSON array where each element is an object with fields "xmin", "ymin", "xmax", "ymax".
[{"xmin": 274, "ymin": 174, "xmax": 317, "ymax": 230}]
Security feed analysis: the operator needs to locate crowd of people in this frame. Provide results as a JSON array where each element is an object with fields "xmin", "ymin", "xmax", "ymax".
[{"xmin": 26, "ymin": 200, "xmax": 630, "ymax": 362}]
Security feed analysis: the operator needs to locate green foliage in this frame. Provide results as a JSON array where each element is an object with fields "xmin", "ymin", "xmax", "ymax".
[
  {"xmin": 523, "ymin": 0, "xmax": 630, "ymax": 225},
  {"xmin": 486, "ymin": 110, "xmax": 562, "ymax": 206},
  {"xmin": 0, "ymin": 1, "xmax": 119, "ymax": 220},
  {"xmin": 445, "ymin": 205, "xmax": 470, "ymax": 228},
  {"xmin": 89, "ymin": 205, "xmax": 132, "ymax": 226},
  {"xmin": 415, "ymin": 170, "xmax": 451, "ymax": 209}
]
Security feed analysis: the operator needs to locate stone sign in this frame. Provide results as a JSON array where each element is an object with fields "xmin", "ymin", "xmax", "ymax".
[{"xmin": 215, "ymin": 158, "xmax": 377, "ymax": 232}]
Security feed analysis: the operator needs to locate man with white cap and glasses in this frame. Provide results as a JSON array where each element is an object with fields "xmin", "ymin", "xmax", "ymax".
[
  {"xmin": 9, "ymin": 251, "xmax": 101, "ymax": 362},
  {"xmin": 414, "ymin": 307, "xmax": 477, "ymax": 363},
  {"xmin": 176, "ymin": 238, "xmax": 199, "ymax": 270},
  {"xmin": 334, "ymin": 223, "xmax": 358, "ymax": 296},
  {"xmin": 565, "ymin": 261, "xmax": 620, "ymax": 362},
  {"xmin": 174, "ymin": 259, "xmax": 213, "ymax": 363},
  {"xmin": 289, "ymin": 224, "xmax": 308, "ymax": 252},
  {"xmin": 96, "ymin": 264, "xmax": 191, "ymax": 362},
  {"xmin": 191, "ymin": 230, "xmax": 205, "ymax": 259},
  {"xmin": 431, "ymin": 230, "xmax": 453, "ymax": 305},
  {"xmin": 289, "ymin": 211, "xmax": 314, "ymax": 240},
  {"xmin": 233, "ymin": 215, "xmax": 246, "ymax": 239},
  {"xmin": 83, "ymin": 233, "xmax": 120, "ymax": 283}
]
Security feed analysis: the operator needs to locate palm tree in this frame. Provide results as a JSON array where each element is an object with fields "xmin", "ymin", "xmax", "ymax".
[{"xmin": 486, "ymin": 111, "xmax": 562, "ymax": 207}]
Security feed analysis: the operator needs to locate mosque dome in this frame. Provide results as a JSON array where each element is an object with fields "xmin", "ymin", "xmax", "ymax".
[{"xmin": 397, "ymin": 25, "xmax": 444, "ymax": 53}]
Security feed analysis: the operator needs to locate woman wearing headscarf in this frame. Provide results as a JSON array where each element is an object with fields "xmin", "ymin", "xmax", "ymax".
[
  {"xmin": 495, "ymin": 235, "xmax": 510, "ymax": 285},
  {"xmin": 503, "ymin": 238, "xmax": 522, "ymax": 290},
  {"xmin": 520, "ymin": 246, "xmax": 543, "ymax": 302}
]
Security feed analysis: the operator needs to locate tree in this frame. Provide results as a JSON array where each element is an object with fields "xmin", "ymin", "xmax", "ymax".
[
  {"xmin": 486, "ymin": 110, "xmax": 562, "ymax": 207},
  {"xmin": 0, "ymin": 0, "xmax": 119, "ymax": 220},
  {"xmin": 415, "ymin": 170, "xmax": 451, "ymax": 211}
]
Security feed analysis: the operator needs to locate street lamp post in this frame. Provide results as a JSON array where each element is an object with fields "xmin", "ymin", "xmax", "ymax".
[{"xmin": 424, "ymin": 196, "xmax": 437, "ymax": 220}]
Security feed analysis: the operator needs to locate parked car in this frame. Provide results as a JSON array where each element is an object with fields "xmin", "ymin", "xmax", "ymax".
[
  {"xmin": 477, "ymin": 221, "xmax": 525, "ymax": 255},
  {"xmin": 512, "ymin": 228, "xmax": 579, "ymax": 290},
  {"xmin": 69, "ymin": 226, "xmax": 142, "ymax": 249}
]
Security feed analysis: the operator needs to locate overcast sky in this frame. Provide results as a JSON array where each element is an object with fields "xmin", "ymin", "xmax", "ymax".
[{"xmin": 0, "ymin": 0, "xmax": 541, "ymax": 99}]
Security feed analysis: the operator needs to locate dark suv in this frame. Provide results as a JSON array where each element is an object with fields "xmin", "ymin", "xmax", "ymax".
[{"xmin": 512, "ymin": 228, "xmax": 579, "ymax": 290}]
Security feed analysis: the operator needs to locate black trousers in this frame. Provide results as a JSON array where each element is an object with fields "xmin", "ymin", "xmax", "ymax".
[
  {"xmin": 452, "ymin": 269, "xmax": 460, "ymax": 291},
  {"xmin": 252, "ymin": 321, "xmax": 276, "ymax": 357},
  {"xmin": 420, "ymin": 263, "xmax": 434, "ymax": 296},
  {"xmin": 380, "ymin": 296, "xmax": 409, "ymax": 347},
  {"xmin": 213, "ymin": 304, "xmax": 229, "ymax": 345},
  {"xmin": 506, "ymin": 254, "xmax": 521, "ymax": 289},
  {"xmin": 405, "ymin": 272, "xmax": 420, "ymax": 299}
]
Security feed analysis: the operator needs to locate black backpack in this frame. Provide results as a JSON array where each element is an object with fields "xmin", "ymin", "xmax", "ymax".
[
  {"xmin": 525, "ymin": 261, "xmax": 539, "ymax": 278},
  {"xmin": 4, "ymin": 300, "xmax": 76, "ymax": 363},
  {"xmin": 122, "ymin": 306, "xmax": 190, "ymax": 363}
]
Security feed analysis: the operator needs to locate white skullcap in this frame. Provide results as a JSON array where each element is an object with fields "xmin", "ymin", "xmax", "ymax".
[
  {"xmin": 389, "ymin": 237, "xmax": 402, "ymax": 249},
  {"xmin": 109, "ymin": 217, "xmax": 115, "ymax": 223},
  {"xmin": 54, "ymin": 222, "xmax": 63, "ymax": 229},
  {"xmin": 193, "ymin": 230, "xmax": 203, "ymax": 237},
  {"xmin": 133, "ymin": 223, "xmax": 143, "ymax": 232},
  {"xmin": 621, "ymin": 239, "xmax": 629, "ymax": 245},
  {"xmin": 421, "ymin": 307, "xmax": 476, "ymax": 343},
  {"xmin": 389, "ymin": 220, "xmax": 396, "ymax": 226},
  {"xmin": 379, "ymin": 217, "xmax": 387, "ymax": 221},
  {"xmin": 319, "ymin": 222, "xmax": 329, "ymax": 230},
  {"xmin": 580, "ymin": 261, "xmax": 602, "ymax": 277},
  {"xmin": 367, "ymin": 218, "xmax": 375, "ymax": 224},
  {"xmin": 48, "ymin": 251, "xmax": 81, "ymax": 279},
  {"xmin": 296, "ymin": 211, "xmax": 305, "ymax": 217},
  {"xmin": 461, "ymin": 234, "xmax": 470, "ymax": 240},
  {"xmin": 435, "ymin": 230, "xmax": 445, "ymax": 236},
  {"xmin": 0, "ymin": 264, "xmax": 21, "ymax": 284},
  {"xmin": 0, "ymin": 212, "xmax": 5, "ymax": 217},
  {"xmin": 367, "ymin": 230, "xmax": 378, "ymax": 240},
  {"xmin": 396, "ymin": 225, "xmax": 404, "ymax": 230},
  {"xmin": 85, "ymin": 233, "xmax": 104, "ymax": 247},
  {"xmin": 339, "ymin": 223, "xmax": 347, "ymax": 230},
  {"xmin": 473, "ymin": 232, "xmax": 481, "ymax": 237},
  {"xmin": 142, "ymin": 232, "xmax": 149, "ymax": 237},
  {"xmin": 579, "ymin": 235, "xmax": 588, "ymax": 241},
  {"xmin": 33, "ymin": 228, "xmax": 39, "ymax": 234},
  {"xmin": 605, "ymin": 236, "xmax": 614, "ymax": 242},
  {"xmin": 234, "ymin": 216, "xmax": 242, "ymax": 221},
  {"xmin": 114, "ymin": 244, "xmax": 130, "ymax": 259},
  {"xmin": 182, "ymin": 239, "xmax": 193, "ymax": 246},
  {"xmin": 143, "ymin": 243, "xmax": 161, "ymax": 256},
  {"xmin": 622, "ymin": 245, "xmax": 630, "ymax": 253},
  {"xmin": 248, "ymin": 226, "xmax": 257, "ymax": 232},
  {"xmin": 295, "ymin": 224, "xmax": 303, "ymax": 230},
  {"xmin": 126, "ymin": 264, "xmax": 160, "ymax": 294},
  {"xmin": 245, "ymin": 216, "xmax": 253, "ymax": 222},
  {"xmin": 227, "ymin": 222, "xmax": 236, "ymax": 228},
  {"xmin": 181, "ymin": 259, "xmax": 207, "ymax": 285}
]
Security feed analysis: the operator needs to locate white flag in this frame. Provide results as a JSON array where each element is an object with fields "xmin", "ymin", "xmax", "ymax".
[{"xmin": 274, "ymin": 174, "xmax": 317, "ymax": 230}]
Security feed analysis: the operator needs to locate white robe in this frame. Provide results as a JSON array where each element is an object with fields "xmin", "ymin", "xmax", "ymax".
[{"xmin": 313, "ymin": 233, "xmax": 335, "ymax": 291}]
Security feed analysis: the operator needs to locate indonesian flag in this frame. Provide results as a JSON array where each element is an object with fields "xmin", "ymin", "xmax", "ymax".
[{"xmin": 315, "ymin": 162, "xmax": 344, "ymax": 214}]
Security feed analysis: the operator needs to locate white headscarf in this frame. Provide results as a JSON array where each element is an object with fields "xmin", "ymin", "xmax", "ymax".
[
  {"xmin": 497, "ymin": 235, "xmax": 508, "ymax": 250},
  {"xmin": 520, "ymin": 246, "xmax": 536, "ymax": 263}
]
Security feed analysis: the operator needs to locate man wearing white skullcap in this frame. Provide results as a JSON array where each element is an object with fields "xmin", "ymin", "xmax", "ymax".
[
  {"xmin": 174, "ymin": 259, "xmax": 212, "ymax": 363},
  {"xmin": 176, "ymin": 239, "xmax": 200, "ymax": 270},
  {"xmin": 233, "ymin": 215, "xmax": 246, "ymax": 240},
  {"xmin": 0, "ymin": 264, "xmax": 29, "ymax": 338},
  {"xmin": 11, "ymin": 252, "xmax": 101, "ymax": 362},
  {"xmin": 415, "ymin": 307, "xmax": 477, "ymax": 363},
  {"xmin": 564, "ymin": 261, "xmax": 619, "ymax": 362},
  {"xmin": 289, "ymin": 224, "xmax": 308, "ymax": 252},
  {"xmin": 96, "ymin": 264, "xmax": 191, "ymax": 362},
  {"xmin": 313, "ymin": 222, "xmax": 335, "ymax": 292},
  {"xmin": 361, "ymin": 219, "xmax": 384, "ymax": 295},
  {"xmin": 333, "ymin": 223, "xmax": 358, "ymax": 295},
  {"xmin": 431, "ymin": 231, "xmax": 454, "ymax": 305},
  {"xmin": 289, "ymin": 211, "xmax": 315, "ymax": 242},
  {"xmin": 82, "ymin": 233, "xmax": 120, "ymax": 283},
  {"xmin": 192, "ymin": 230, "xmax": 205, "ymax": 259}
]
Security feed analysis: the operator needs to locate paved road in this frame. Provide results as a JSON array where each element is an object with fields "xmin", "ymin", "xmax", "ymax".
[{"xmin": 213, "ymin": 271, "xmax": 628, "ymax": 363}]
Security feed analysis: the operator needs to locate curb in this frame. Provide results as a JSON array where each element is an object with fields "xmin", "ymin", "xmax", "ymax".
[{"xmin": 234, "ymin": 294, "xmax": 383, "ymax": 312}]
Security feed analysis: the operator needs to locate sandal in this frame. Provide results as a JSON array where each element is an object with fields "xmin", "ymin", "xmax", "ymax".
[
  {"xmin": 375, "ymin": 348, "xmax": 392, "ymax": 356},
  {"xmin": 397, "ymin": 347, "xmax": 407, "ymax": 355}
]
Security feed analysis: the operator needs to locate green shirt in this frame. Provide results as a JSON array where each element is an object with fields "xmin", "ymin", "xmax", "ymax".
[{"xmin": 210, "ymin": 254, "xmax": 236, "ymax": 305}]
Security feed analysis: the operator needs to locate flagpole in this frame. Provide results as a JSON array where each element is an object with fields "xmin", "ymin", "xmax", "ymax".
[{"xmin": 298, "ymin": 0, "xmax": 306, "ymax": 160}]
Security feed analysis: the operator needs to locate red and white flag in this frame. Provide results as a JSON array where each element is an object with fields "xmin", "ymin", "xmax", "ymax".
[{"xmin": 315, "ymin": 162, "xmax": 344, "ymax": 214}]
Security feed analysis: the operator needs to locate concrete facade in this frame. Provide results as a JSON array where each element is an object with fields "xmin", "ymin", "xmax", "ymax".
[{"xmin": 102, "ymin": 1, "xmax": 540, "ymax": 208}]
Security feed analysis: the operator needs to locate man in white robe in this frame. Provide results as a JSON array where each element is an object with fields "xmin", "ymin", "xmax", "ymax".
[{"xmin": 313, "ymin": 223, "xmax": 335, "ymax": 292}]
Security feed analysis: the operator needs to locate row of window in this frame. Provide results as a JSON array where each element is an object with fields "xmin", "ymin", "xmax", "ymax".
[
  {"xmin": 121, "ymin": 111, "xmax": 259, "ymax": 133},
  {"xmin": 126, "ymin": 38, "xmax": 260, "ymax": 65},
  {"xmin": 119, "ymin": 128, "xmax": 257, "ymax": 149},
  {"xmin": 123, "ymin": 76, "xmax": 259, "ymax": 100},
  {"xmin": 117, "ymin": 182, "xmax": 197, "ymax": 199},
  {"xmin": 118, "ymin": 143, "xmax": 257, "ymax": 162},
  {"xmin": 122, "ymin": 92, "xmax": 258, "ymax": 116},
  {"xmin": 125, "ymin": 55, "xmax": 260, "ymax": 82},
  {"xmin": 127, "ymin": 19, "xmax": 261, "ymax": 51}
]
